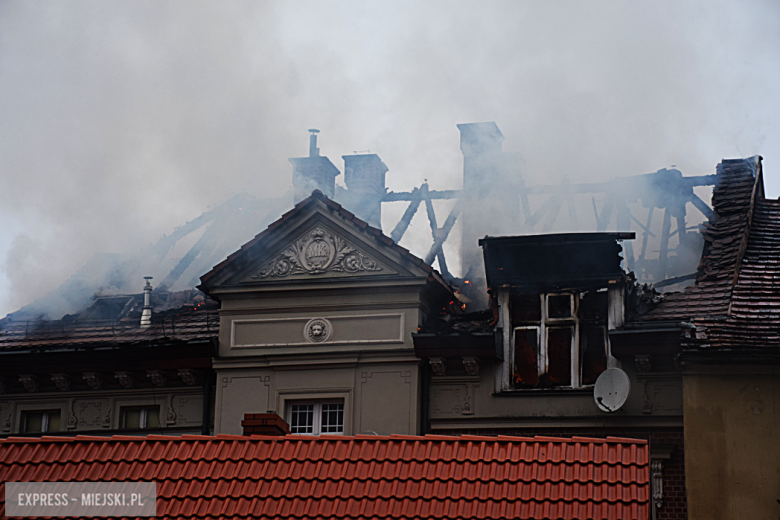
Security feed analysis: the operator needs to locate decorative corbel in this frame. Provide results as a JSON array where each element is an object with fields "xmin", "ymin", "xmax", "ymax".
[
  {"xmin": 634, "ymin": 354, "xmax": 652, "ymax": 373},
  {"xmin": 177, "ymin": 369, "xmax": 198, "ymax": 386},
  {"xmin": 147, "ymin": 370, "xmax": 166, "ymax": 388},
  {"xmin": 19, "ymin": 375, "xmax": 39, "ymax": 393},
  {"xmin": 82, "ymin": 372, "xmax": 103, "ymax": 390},
  {"xmin": 115, "ymin": 372, "xmax": 135, "ymax": 389},
  {"xmin": 51, "ymin": 373, "xmax": 71, "ymax": 392},
  {"xmin": 462, "ymin": 357, "xmax": 480, "ymax": 376},
  {"xmin": 429, "ymin": 357, "xmax": 447, "ymax": 377}
]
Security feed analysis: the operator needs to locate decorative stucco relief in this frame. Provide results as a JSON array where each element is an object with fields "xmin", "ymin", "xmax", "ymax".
[
  {"xmin": 638, "ymin": 376, "xmax": 683, "ymax": 415},
  {"xmin": 430, "ymin": 379, "xmax": 479, "ymax": 416},
  {"xmin": 250, "ymin": 227, "xmax": 381, "ymax": 279},
  {"xmin": 76, "ymin": 399, "xmax": 110, "ymax": 428},
  {"xmin": 304, "ymin": 318, "xmax": 332, "ymax": 343},
  {"xmin": 0, "ymin": 401, "xmax": 11, "ymax": 432}
]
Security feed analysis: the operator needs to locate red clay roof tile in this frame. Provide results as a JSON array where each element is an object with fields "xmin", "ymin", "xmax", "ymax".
[{"xmin": 0, "ymin": 433, "xmax": 649, "ymax": 520}]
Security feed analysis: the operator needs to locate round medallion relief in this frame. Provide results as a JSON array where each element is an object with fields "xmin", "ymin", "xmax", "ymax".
[{"xmin": 304, "ymin": 318, "xmax": 332, "ymax": 343}]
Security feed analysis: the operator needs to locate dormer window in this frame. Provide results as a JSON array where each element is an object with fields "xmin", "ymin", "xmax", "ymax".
[{"xmin": 509, "ymin": 291, "xmax": 608, "ymax": 390}]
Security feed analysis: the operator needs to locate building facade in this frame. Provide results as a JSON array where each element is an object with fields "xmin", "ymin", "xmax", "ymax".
[{"xmin": 198, "ymin": 191, "xmax": 453, "ymax": 437}]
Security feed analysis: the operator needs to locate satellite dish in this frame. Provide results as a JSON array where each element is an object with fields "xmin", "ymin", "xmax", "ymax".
[{"xmin": 594, "ymin": 368, "xmax": 631, "ymax": 413}]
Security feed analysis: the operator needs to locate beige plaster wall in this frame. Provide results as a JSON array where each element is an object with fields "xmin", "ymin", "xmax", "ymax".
[
  {"xmin": 428, "ymin": 358, "xmax": 683, "ymax": 430},
  {"xmin": 215, "ymin": 358, "xmax": 420, "ymax": 436},
  {"xmin": 0, "ymin": 388, "xmax": 204, "ymax": 435},
  {"xmin": 683, "ymin": 370, "xmax": 780, "ymax": 520}
]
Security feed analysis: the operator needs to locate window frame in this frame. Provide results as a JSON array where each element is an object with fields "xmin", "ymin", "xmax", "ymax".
[
  {"xmin": 286, "ymin": 399, "xmax": 345, "ymax": 436},
  {"xmin": 120, "ymin": 405, "xmax": 161, "ymax": 430},
  {"xmin": 277, "ymin": 390, "xmax": 352, "ymax": 435},
  {"xmin": 21, "ymin": 409, "xmax": 61, "ymax": 433},
  {"xmin": 508, "ymin": 291, "xmax": 608, "ymax": 391}
]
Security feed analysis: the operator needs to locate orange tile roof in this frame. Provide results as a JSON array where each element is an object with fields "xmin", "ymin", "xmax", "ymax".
[{"xmin": 0, "ymin": 433, "xmax": 649, "ymax": 520}]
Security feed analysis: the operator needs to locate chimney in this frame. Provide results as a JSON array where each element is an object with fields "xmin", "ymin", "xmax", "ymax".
[
  {"xmin": 140, "ymin": 277, "xmax": 153, "ymax": 328},
  {"xmin": 289, "ymin": 129, "xmax": 341, "ymax": 203},
  {"xmin": 241, "ymin": 412, "xmax": 291, "ymax": 436},
  {"xmin": 457, "ymin": 122, "xmax": 523, "ymax": 285},
  {"xmin": 309, "ymin": 128, "xmax": 320, "ymax": 157},
  {"xmin": 340, "ymin": 153, "xmax": 388, "ymax": 227}
]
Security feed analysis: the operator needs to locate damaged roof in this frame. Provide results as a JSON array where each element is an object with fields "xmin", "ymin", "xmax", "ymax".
[
  {"xmin": 639, "ymin": 156, "xmax": 780, "ymax": 352},
  {"xmin": 0, "ymin": 433, "xmax": 650, "ymax": 520},
  {"xmin": 0, "ymin": 290, "xmax": 217, "ymax": 352},
  {"xmin": 685, "ymin": 194, "xmax": 780, "ymax": 351},
  {"xmin": 643, "ymin": 157, "xmax": 762, "ymax": 321}
]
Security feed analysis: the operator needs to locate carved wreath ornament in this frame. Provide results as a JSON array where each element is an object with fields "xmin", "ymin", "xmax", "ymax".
[{"xmin": 252, "ymin": 227, "xmax": 381, "ymax": 279}]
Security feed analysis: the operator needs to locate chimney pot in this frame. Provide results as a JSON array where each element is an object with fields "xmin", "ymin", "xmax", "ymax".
[
  {"xmin": 290, "ymin": 130, "xmax": 340, "ymax": 203},
  {"xmin": 308, "ymin": 128, "xmax": 320, "ymax": 157},
  {"xmin": 140, "ymin": 277, "xmax": 153, "ymax": 328}
]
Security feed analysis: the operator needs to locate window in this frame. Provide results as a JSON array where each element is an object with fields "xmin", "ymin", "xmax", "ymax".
[
  {"xmin": 288, "ymin": 401, "xmax": 344, "ymax": 435},
  {"xmin": 22, "ymin": 410, "xmax": 61, "ymax": 433},
  {"xmin": 120, "ymin": 406, "xmax": 161, "ymax": 430},
  {"xmin": 510, "ymin": 291, "xmax": 608, "ymax": 389}
]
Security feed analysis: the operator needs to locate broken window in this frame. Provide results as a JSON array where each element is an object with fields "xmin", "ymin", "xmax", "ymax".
[
  {"xmin": 547, "ymin": 294, "xmax": 573, "ymax": 319},
  {"xmin": 544, "ymin": 327, "xmax": 573, "ymax": 386},
  {"xmin": 510, "ymin": 294, "xmax": 541, "ymax": 322},
  {"xmin": 510, "ymin": 291, "xmax": 608, "ymax": 389},
  {"xmin": 513, "ymin": 327, "xmax": 539, "ymax": 387},
  {"xmin": 581, "ymin": 326, "xmax": 608, "ymax": 385}
]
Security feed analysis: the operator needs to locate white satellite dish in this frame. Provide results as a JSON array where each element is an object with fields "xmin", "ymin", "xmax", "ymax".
[{"xmin": 594, "ymin": 368, "xmax": 631, "ymax": 413}]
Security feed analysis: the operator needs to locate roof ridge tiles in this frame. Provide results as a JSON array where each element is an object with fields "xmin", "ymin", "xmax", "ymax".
[
  {"xmin": 124, "ymin": 434, "xmax": 173, "ymax": 441},
  {"xmin": 459, "ymin": 434, "xmax": 500, "ymax": 442},
  {"xmin": 605, "ymin": 437, "xmax": 648, "ymax": 445},
  {"xmin": 496, "ymin": 435, "xmax": 537, "ymax": 442},
  {"xmin": 216, "ymin": 433, "xmax": 247, "ymax": 440},
  {"xmin": 37, "ymin": 435, "xmax": 75, "ymax": 442}
]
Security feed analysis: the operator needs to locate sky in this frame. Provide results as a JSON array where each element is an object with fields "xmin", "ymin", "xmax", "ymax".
[{"xmin": 1, "ymin": 0, "xmax": 779, "ymax": 317}]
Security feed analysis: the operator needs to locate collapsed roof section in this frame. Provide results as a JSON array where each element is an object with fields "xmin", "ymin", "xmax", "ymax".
[
  {"xmin": 624, "ymin": 156, "xmax": 780, "ymax": 357},
  {"xmin": 643, "ymin": 157, "xmax": 763, "ymax": 321},
  {"xmin": 0, "ymin": 289, "xmax": 218, "ymax": 353}
]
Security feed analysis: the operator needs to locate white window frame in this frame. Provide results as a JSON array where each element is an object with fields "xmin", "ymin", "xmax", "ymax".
[
  {"xmin": 286, "ymin": 400, "xmax": 345, "ymax": 436},
  {"xmin": 120, "ymin": 405, "xmax": 161, "ymax": 430},
  {"xmin": 21, "ymin": 410, "xmax": 61, "ymax": 433},
  {"xmin": 507, "ymin": 291, "xmax": 611, "ymax": 390}
]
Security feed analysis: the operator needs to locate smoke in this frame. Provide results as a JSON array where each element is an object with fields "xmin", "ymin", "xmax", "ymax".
[{"xmin": 1, "ymin": 0, "xmax": 779, "ymax": 316}]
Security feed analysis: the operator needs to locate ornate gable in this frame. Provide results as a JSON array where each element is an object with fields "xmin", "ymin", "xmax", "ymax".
[
  {"xmin": 242, "ymin": 225, "xmax": 388, "ymax": 282},
  {"xmin": 199, "ymin": 190, "xmax": 446, "ymax": 292}
]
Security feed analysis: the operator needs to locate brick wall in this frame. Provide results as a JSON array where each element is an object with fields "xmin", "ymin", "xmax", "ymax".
[{"xmin": 435, "ymin": 426, "xmax": 687, "ymax": 520}]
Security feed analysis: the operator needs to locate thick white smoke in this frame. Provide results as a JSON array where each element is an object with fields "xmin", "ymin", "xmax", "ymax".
[{"xmin": 1, "ymin": 0, "xmax": 778, "ymax": 316}]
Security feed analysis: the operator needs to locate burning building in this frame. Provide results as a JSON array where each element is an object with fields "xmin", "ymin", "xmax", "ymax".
[{"xmin": 3, "ymin": 122, "xmax": 778, "ymax": 519}]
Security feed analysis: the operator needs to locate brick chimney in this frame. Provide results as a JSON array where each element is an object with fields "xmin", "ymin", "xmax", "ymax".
[
  {"xmin": 290, "ymin": 129, "xmax": 341, "ymax": 203},
  {"xmin": 339, "ymin": 153, "xmax": 388, "ymax": 227},
  {"xmin": 241, "ymin": 412, "xmax": 291, "ymax": 436}
]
